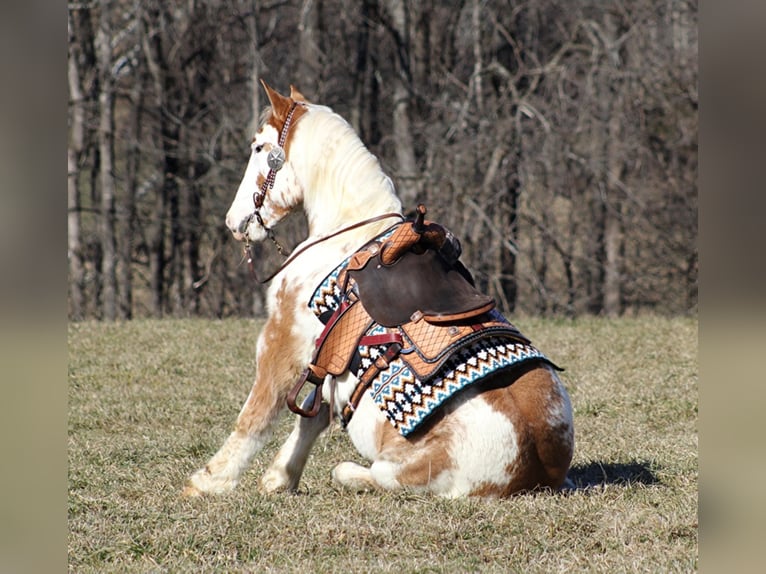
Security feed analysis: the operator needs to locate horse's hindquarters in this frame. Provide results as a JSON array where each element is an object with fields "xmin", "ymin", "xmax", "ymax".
[
  {"xmin": 466, "ymin": 365, "xmax": 574, "ymax": 496},
  {"xmin": 346, "ymin": 363, "xmax": 574, "ymax": 498}
]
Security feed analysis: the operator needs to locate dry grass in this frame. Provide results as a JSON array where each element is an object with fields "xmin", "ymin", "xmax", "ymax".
[{"xmin": 68, "ymin": 316, "xmax": 697, "ymax": 572}]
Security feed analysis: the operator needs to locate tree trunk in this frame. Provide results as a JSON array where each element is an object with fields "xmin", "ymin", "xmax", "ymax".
[
  {"xmin": 350, "ymin": 0, "xmax": 372, "ymax": 134},
  {"xmin": 96, "ymin": 2, "xmax": 118, "ymax": 321},
  {"xmin": 602, "ymin": 12, "xmax": 624, "ymax": 317},
  {"xmin": 169, "ymin": 156, "xmax": 183, "ymax": 315},
  {"xmin": 585, "ymin": 192, "xmax": 606, "ymax": 315},
  {"xmin": 499, "ymin": 152, "xmax": 520, "ymax": 314},
  {"xmin": 119, "ymin": 66, "xmax": 145, "ymax": 319},
  {"xmin": 181, "ymin": 161, "xmax": 202, "ymax": 316},
  {"xmin": 584, "ymin": 10, "xmax": 625, "ymax": 316},
  {"xmin": 358, "ymin": 0, "xmax": 381, "ymax": 146},
  {"xmin": 299, "ymin": 0, "xmax": 321, "ymax": 97},
  {"xmin": 141, "ymin": 4, "xmax": 171, "ymax": 317},
  {"xmin": 67, "ymin": 13, "xmax": 86, "ymax": 321},
  {"xmin": 385, "ymin": 0, "xmax": 419, "ymax": 209},
  {"xmin": 247, "ymin": 0, "xmax": 261, "ymax": 137}
]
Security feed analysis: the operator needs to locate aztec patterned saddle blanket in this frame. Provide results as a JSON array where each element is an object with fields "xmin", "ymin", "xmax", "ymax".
[{"xmin": 292, "ymin": 207, "xmax": 559, "ymax": 437}]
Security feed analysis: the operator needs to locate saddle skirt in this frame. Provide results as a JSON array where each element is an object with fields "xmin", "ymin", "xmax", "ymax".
[{"xmin": 304, "ymin": 217, "xmax": 559, "ymax": 436}]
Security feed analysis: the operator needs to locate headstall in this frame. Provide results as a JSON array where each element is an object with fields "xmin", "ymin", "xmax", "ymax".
[
  {"xmin": 240, "ymin": 101, "xmax": 300, "ymax": 278},
  {"xmin": 251, "ymin": 101, "xmax": 300, "ymax": 223}
]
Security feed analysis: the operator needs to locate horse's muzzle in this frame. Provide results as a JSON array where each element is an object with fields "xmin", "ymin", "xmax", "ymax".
[
  {"xmin": 226, "ymin": 213, "xmax": 253, "ymax": 242},
  {"xmin": 237, "ymin": 214, "xmax": 254, "ymax": 234}
]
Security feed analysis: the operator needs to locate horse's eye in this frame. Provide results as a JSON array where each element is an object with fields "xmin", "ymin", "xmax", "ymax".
[{"xmin": 252, "ymin": 143, "xmax": 264, "ymax": 153}]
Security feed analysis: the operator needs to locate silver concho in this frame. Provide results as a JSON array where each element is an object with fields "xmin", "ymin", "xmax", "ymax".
[{"xmin": 267, "ymin": 146, "xmax": 286, "ymax": 171}]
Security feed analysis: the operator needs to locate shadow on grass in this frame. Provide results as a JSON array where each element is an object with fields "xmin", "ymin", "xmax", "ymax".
[{"xmin": 566, "ymin": 461, "xmax": 660, "ymax": 490}]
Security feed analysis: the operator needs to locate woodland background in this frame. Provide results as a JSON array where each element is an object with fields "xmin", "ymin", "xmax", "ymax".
[{"xmin": 67, "ymin": 0, "xmax": 697, "ymax": 320}]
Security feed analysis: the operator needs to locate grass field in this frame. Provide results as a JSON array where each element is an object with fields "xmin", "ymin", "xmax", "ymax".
[{"xmin": 68, "ymin": 316, "xmax": 697, "ymax": 572}]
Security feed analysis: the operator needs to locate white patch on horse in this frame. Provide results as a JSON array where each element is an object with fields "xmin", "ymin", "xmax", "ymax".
[
  {"xmin": 445, "ymin": 397, "xmax": 521, "ymax": 496},
  {"xmin": 344, "ymin": 392, "xmax": 386, "ymax": 461}
]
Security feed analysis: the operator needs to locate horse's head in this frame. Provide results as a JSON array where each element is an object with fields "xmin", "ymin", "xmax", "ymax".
[{"xmin": 225, "ymin": 81, "xmax": 309, "ymax": 243}]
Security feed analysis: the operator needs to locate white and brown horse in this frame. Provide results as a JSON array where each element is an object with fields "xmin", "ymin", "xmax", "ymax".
[{"xmin": 183, "ymin": 82, "xmax": 574, "ymax": 498}]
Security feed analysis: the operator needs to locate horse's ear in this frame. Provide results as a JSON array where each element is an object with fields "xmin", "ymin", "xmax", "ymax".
[
  {"xmin": 260, "ymin": 79, "xmax": 293, "ymax": 122},
  {"xmin": 289, "ymin": 85, "xmax": 309, "ymax": 103}
]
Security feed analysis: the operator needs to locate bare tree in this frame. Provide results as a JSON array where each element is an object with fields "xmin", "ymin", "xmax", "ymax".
[
  {"xmin": 67, "ymin": 9, "xmax": 87, "ymax": 320},
  {"xmin": 299, "ymin": 0, "xmax": 322, "ymax": 97},
  {"xmin": 95, "ymin": 1, "xmax": 118, "ymax": 320},
  {"xmin": 67, "ymin": 0, "xmax": 697, "ymax": 320},
  {"xmin": 380, "ymin": 0, "xmax": 420, "ymax": 209}
]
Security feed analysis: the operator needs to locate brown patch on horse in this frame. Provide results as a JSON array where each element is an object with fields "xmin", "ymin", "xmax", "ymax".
[
  {"xmin": 253, "ymin": 172, "xmax": 293, "ymax": 219},
  {"xmin": 261, "ymin": 81, "xmax": 309, "ymax": 153},
  {"xmin": 374, "ymin": 410, "xmax": 456, "ymax": 488},
  {"xmin": 289, "ymin": 84, "xmax": 310, "ymax": 103},
  {"xmin": 471, "ymin": 365, "xmax": 572, "ymax": 496},
  {"xmin": 235, "ymin": 281, "xmax": 305, "ymax": 436}
]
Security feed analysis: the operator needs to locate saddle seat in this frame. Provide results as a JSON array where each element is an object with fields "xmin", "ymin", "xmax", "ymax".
[{"xmin": 345, "ymin": 205, "xmax": 495, "ymax": 327}]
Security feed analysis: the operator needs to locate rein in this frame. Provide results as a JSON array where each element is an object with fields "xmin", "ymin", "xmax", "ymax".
[{"xmin": 246, "ymin": 212, "xmax": 405, "ymax": 284}]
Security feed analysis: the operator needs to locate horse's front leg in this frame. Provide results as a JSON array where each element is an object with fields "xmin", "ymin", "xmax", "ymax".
[
  {"xmin": 261, "ymin": 389, "xmax": 331, "ymax": 493},
  {"xmin": 183, "ymin": 284, "xmax": 315, "ymax": 497}
]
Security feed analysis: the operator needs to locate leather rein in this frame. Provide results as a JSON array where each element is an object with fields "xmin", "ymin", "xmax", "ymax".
[
  {"xmin": 246, "ymin": 212, "xmax": 404, "ymax": 284},
  {"xmin": 241, "ymin": 100, "xmax": 404, "ymax": 283}
]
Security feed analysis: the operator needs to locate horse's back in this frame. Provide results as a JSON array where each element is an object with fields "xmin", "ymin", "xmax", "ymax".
[{"xmin": 350, "ymin": 362, "xmax": 573, "ymax": 497}]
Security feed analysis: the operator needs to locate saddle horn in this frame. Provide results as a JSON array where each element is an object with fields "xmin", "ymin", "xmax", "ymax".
[{"xmin": 380, "ymin": 204, "xmax": 462, "ymax": 265}]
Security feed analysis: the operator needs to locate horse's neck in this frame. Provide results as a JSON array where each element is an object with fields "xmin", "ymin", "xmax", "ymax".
[{"xmin": 296, "ymin": 109, "xmax": 402, "ymax": 241}]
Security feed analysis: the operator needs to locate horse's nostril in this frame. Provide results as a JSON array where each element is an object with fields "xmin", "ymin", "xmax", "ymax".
[{"xmin": 237, "ymin": 214, "xmax": 253, "ymax": 234}]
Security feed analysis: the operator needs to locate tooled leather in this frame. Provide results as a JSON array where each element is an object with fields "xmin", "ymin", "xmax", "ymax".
[
  {"xmin": 379, "ymin": 223, "xmax": 421, "ymax": 265},
  {"xmin": 421, "ymin": 300, "xmax": 497, "ymax": 324},
  {"xmin": 314, "ymin": 299, "xmax": 374, "ymax": 376},
  {"xmin": 345, "ymin": 243, "xmax": 380, "ymax": 272},
  {"xmin": 398, "ymin": 317, "xmax": 531, "ymax": 380}
]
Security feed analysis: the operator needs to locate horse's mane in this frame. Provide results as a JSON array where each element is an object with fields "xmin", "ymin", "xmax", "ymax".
[{"xmin": 292, "ymin": 105, "xmax": 401, "ymax": 231}]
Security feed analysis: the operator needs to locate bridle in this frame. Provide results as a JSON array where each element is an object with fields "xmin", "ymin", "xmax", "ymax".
[
  {"xmin": 238, "ymin": 101, "xmax": 301, "ymax": 259},
  {"xmin": 252, "ymin": 102, "xmax": 300, "ymax": 232},
  {"xmin": 239, "ymin": 100, "xmax": 404, "ymax": 284}
]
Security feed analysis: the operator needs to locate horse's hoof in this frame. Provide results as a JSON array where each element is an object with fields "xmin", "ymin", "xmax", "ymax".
[{"xmin": 260, "ymin": 468, "xmax": 293, "ymax": 494}]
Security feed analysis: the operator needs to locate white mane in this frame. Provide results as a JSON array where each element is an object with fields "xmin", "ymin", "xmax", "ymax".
[{"xmin": 290, "ymin": 105, "xmax": 402, "ymax": 235}]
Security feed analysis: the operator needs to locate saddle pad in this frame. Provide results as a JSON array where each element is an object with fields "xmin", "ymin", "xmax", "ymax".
[{"xmin": 356, "ymin": 316, "xmax": 556, "ymax": 437}]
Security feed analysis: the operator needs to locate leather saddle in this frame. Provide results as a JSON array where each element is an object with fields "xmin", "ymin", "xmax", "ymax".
[
  {"xmin": 286, "ymin": 205, "xmax": 530, "ymax": 420},
  {"xmin": 345, "ymin": 205, "xmax": 495, "ymax": 327}
]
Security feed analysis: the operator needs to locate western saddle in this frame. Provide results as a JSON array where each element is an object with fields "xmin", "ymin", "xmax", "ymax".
[{"xmin": 286, "ymin": 204, "xmax": 534, "ymax": 426}]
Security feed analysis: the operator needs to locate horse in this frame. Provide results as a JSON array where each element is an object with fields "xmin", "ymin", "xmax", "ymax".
[{"xmin": 183, "ymin": 81, "xmax": 574, "ymax": 498}]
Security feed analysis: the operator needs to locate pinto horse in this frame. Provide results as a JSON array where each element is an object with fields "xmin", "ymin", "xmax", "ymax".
[{"xmin": 183, "ymin": 82, "xmax": 574, "ymax": 498}]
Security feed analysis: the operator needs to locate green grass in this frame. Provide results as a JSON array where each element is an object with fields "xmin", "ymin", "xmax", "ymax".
[{"xmin": 68, "ymin": 316, "xmax": 697, "ymax": 572}]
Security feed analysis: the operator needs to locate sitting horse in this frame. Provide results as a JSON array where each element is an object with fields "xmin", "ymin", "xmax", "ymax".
[{"xmin": 183, "ymin": 82, "xmax": 574, "ymax": 498}]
